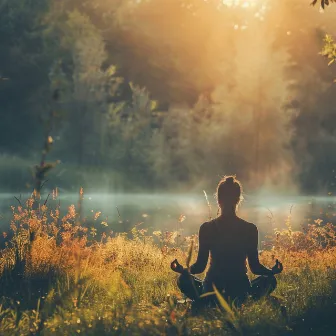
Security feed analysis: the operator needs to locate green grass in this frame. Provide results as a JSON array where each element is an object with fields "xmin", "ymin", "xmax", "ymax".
[{"xmin": 0, "ymin": 196, "xmax": 335, "ymax": 335}]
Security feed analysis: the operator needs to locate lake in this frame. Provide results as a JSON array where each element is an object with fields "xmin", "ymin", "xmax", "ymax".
[{"xmin": 0, "ymin": 192, "xmax": 335, "ymax": 244}]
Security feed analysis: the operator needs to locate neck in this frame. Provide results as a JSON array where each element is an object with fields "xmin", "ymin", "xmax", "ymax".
[{"xmin": 220, "ymin": 208, "xmax": 237, "ymax": 217}]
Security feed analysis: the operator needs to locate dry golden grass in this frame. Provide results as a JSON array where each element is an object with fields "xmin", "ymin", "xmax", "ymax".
[{"xmin": 0, "ymin": 196, "xmax": 335, "ymax": 335}]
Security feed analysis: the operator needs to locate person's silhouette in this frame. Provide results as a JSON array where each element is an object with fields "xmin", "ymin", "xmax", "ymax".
[{"xmin": 171, "ymin": 176, "xmax": 283, "ymax": 306}]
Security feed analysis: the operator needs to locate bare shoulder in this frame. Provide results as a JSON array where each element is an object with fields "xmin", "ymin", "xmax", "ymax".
[
  {"xmin": 199, "ymin": 220, "xmax": 214, "ymax": 231},
  {"xmin": 237, "ymin": 217, "xmax": 258, "ymax": 233},
  {"xmin": 200, "ymin": 219, "xmax": 223, "ymax": 234}
]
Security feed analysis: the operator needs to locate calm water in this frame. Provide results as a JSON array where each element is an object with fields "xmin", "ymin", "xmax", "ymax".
[{"xmin": 0, "ymin": 192, "xmax": 335, "ymax": 241}]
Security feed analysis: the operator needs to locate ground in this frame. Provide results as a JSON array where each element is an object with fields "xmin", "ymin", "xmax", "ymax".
[{"xmin": 0, "ymin": 196, "xmax": 335, "ymax": 335}]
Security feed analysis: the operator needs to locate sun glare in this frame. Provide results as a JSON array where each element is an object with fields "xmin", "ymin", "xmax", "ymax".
[
  {"xmin": 221, "ymin": 0, "xmax": 268, "ymax": 28},
  {"xmin": 222, "ymin": 0, "xmax": 259, "ymax": 8}
]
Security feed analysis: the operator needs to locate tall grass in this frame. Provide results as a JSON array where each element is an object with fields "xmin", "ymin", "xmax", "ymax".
[{"xmin": 0, "ymin": 193, "xmax": 335, "ymax": 335}]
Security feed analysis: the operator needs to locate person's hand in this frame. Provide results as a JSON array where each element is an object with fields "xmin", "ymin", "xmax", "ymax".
[
  {"xmin": 271, "ymin": 259, "xmax": 283, "ymax": 275},
  {"xmin": 170, "ymin": 259, "xmax": 184, "ymax": 274}
]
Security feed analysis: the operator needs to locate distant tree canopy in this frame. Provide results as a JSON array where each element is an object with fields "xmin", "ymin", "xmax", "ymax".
[
  {"xmin": 311, "ymin": 0, "xmax": 336, "ymax": 82},
  {"xmin": 0, "ymin": 0, "xmax": 336, "ymax": 192}
]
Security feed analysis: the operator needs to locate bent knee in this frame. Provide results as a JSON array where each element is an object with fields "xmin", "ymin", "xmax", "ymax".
[
  {"xmin": 266, "ymin": 274, "xmax": 277, "ymax": 290},
  {"xmin": 177, "ymin": 272, "xmax": 190, "ymax": 291},
  {"xmin": 251, "ymin": 275, "xmax": 277, "ymax": 299}
]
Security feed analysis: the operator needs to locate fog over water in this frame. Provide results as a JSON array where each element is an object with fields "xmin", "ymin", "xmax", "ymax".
[{"xmin": 1, "ymin": 192, "xmax": 335, "ymax": 243}]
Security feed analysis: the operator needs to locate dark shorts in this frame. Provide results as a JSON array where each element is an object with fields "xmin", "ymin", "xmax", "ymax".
[{"xmin": 177, "ymin": 272, "xmax": 277, "ymax": 306}]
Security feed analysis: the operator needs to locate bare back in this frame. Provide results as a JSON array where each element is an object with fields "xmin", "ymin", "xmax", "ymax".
[{"xmin": 190, "ymin": 215, "xmax": 258, "ymax": 284}]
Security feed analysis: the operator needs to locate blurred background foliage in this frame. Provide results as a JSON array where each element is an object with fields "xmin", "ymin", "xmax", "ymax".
[{"xmin": 0, "ymin": 0, "xmax": 335, "ymax": 193}]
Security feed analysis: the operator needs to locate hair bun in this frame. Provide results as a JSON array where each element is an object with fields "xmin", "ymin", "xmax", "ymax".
[
  {"xmin": 226, "ymin": 176, "xmax": 235, "ymax": 184},
  {"xmin": 216, "ymin": 175, "xmax": 242, "ymax": 208}
]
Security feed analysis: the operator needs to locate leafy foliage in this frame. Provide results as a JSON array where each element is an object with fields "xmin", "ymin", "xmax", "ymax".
[
  {"xmin": 1, "ymin": 0, "xmax": 336, "ymax": 192},
  {"xmin": 311, "ymin": 0, "xmax": 336, "ymax": 9},
  {"xmin": 321, "ymin": 34, "xmax": 336, "ymax": 81}
]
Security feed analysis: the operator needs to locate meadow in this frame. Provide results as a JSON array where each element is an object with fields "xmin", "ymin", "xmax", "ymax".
[{"xmin": 0, "ymin": 191, "xmax": 335, "ymax": 335}]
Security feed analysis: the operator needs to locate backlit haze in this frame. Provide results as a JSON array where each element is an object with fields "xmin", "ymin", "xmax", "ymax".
[{"xmin": 1, "ymin": 0, "xmax": 336, "ymax": 238}]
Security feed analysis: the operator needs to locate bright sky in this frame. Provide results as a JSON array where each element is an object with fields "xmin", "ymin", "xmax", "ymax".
[{"xmin": 222, "ymin": 0, "xmax": 259, "ymax": 7}]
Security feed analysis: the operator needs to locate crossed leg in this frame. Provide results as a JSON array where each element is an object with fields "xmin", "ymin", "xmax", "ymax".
[{"xmin": 177, "ymin": 273, "xmax": 277, "ymax": 305}]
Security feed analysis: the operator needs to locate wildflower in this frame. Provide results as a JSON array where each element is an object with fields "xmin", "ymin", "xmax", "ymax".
[
  {"xmin": 94, "ymin": 211, "xmax": 101, "ymax": 220},
  {"xmin": 178, "ymin": 214, "xmax": 186, "ymax": 223},
  {"xmin": 90, "ymin": 228, "xmax": 97, "ymax": 237},
  {"xmin": 153, "ymin": 231, "xmax": 162, "ymax": 237},
  {"xmin": 68, "ymin": 205, "xmax": 76, "ymax": 219},
  {"xmin": 139, "ymin": 229, "xmax": 148, "ymax": 235}
]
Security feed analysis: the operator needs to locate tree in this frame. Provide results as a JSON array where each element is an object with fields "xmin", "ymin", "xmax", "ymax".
[
  {"xmin": 79, "ymin": 0, "xmax": 237, "ymax": 106},
  {"xmin": 0, "ymin": 0, "xmax": 51, "ymax": 153},
  {"xmin": 45, "ymin": 8, "xmax": 124, "ymax": 167},
  {"xmin": 276, "ymin": 0, "xmax": 336, "ymax": 192},
  {"xmin": 1, "ymin": 0, "xmax": 336, "ymax": 192}
]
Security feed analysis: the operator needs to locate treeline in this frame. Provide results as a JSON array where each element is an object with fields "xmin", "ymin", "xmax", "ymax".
[{"xmin": 0, "ymin": 0, "xmax": 335, "ymax": 193}]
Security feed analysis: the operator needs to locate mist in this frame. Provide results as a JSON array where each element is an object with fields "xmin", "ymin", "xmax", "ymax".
[{"xmin": 0, "ymin": 0, "xmax": 336, "ymax": 234}]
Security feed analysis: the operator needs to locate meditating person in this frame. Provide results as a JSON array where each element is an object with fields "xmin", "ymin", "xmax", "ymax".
[{"xmin": 170, "ymin": 175, "xmax": 283, "ymax": 306}]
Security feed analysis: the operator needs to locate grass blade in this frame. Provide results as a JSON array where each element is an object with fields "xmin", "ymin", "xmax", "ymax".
[
  {"xmin": 186, "ymin": 240, "xmax": 194, "ymax": 269},
  {"xmin": 213, "ymin": 284, "xmax": 235, "ymax": 321}
]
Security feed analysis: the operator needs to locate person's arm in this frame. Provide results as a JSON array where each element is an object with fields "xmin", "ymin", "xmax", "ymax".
[
  {"xmin": 247, "ymin": 225, "xmax": 283, "ymax": 276},
  {"xmin": 170, "ymin": 223, "xmax": 212, "ymax": 275},
  {"xmin": 189, "ymin": 223, "xmax": 210, "ymax": 274}
]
